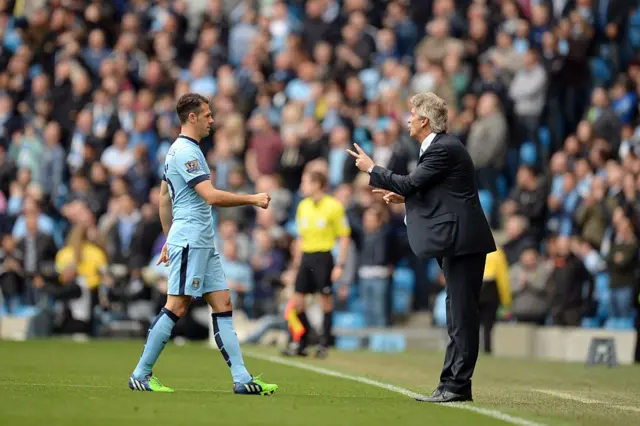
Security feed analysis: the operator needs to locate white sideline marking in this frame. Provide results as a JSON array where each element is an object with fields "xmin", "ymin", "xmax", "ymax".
[
  {"xmin": 245, "ymin": 351, "xmax": 547, "ymax": 426},
  {"xmin": 534, "ymin": 389, "xmax": 640, "ymax": 413}
]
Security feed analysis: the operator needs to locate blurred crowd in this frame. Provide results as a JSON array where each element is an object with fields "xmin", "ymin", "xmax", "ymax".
[{"xmin": 0, "ymin": 0, "xmax": 640, "ymax": 347}]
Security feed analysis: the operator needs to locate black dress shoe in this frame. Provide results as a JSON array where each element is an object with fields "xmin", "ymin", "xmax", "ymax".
[
  {"xmin": 415, "ymin": 390, "xmax": 473, "ymax": 403},
  {"xmin": 430, "ymin": 388, "xmax": 443, "ymax": 398}
]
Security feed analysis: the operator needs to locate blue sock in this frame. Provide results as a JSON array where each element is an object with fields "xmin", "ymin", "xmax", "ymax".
[
  {"xmin": 212, "ymin": 311, "xmax": 252, "ymax": 383},
  {"xmin": 132, "ymin": 308, "xmax": 179, "ymax": 380}
]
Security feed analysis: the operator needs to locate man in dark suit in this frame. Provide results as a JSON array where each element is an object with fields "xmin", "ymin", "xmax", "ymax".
[
  {"xmin": 347, "ymin": 92, "xmax": 496, "ymax": 403},
  {"xmin": 17, "ymin": 210, "xmax": 59, "ymax": 305}
]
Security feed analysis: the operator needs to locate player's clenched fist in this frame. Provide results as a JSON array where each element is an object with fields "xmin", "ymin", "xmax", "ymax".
[{"xmin": 252, "ymin": 193, "xmax": 271, "ymax": 209}]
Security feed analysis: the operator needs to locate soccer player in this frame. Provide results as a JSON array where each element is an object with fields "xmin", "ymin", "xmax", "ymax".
[
  {"xmin": 283, "ymin": 171, "xmax": 351, "ymax": 358},
  {"xmin": 128, "ymin": 93, "xmax": 278, "ymax": 395}
]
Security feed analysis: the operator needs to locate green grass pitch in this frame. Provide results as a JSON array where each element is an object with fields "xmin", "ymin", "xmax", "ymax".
[{"xmin": 1, "ymin": 340, "xmax": 639, "ymax": 425}]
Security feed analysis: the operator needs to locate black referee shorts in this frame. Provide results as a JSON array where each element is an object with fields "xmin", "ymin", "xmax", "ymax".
[{"xmin": 294, "ymin": 251, "xmax": 334, "ymax": 295}]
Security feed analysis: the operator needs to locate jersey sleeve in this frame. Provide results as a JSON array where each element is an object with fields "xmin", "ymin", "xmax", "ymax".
[
  {"xmin": 173, "ymin": 147, "xmax": 209, "ymax": 188},
  {"xmin": 331, "ymin": 202, "xmax": 351, "ymax": 238}
]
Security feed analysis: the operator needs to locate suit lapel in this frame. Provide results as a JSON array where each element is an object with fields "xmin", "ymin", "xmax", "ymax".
[{"xmin": 418, "ymin": 133, "xmax": 444, "ymax": 163}]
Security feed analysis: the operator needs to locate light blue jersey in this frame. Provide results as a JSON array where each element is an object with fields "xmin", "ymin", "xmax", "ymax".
[
  {"xmin": 163, "ymin": 134, "xmax": 215, "ymax": 248},
  {"xmin": 163, "ymin": 134, "xmax": 226, "ymax": 297}
]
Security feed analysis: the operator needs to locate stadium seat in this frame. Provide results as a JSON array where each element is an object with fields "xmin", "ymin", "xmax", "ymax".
[
  {"xmin": 432, "ymin": 290, "xmax": 447, "ymax": 327},
  {"xmin": 590, "ymin": 58, "xmax": 612, "ymax": 86},
  {"xmin": 333, "ymin": 312, "xmax": 366, "ymax": 329},
  {"xmin": 496, "ymin": 174, "xmax": 508, "ymax": 200},
  {"xmin": 629, "ymin": 10, "xmax": 640, "ymax": 49},
  {"xmin": 368, "ymin": 333, "xmax": 406, "ymax": 353},
  {"xmin": 581, "ymin": 317, "xmax": 601, "ymax": 328},
  {"xmin": 334, "ymin": 312, "xmax": 366, "ymax": 351},
  {"xmin": 617, "ymin": 318, "xmax": 635, "ymax": 330},
  {"xmin": 520, "ymin": 141, "xmax": 537, "ymax": 165},
  {"xmin": 537, "ymin": 126, "xmax": 552, "ymax": 152},
  {"xmin": 505, "ymin": 149, "xmax": 520, "ymax": 181},
  {"xmin": 392, "ymin": 267, "xmax": 415, "ymax": 291},
  {"xmin": 391, "ymin": 290, "xmax": 412, "ymax": 315},
  {"xmin": 391, "ymin": 267, "xmax": 415, "ymax": 316},
  {"xmin": 478, "ymin": 189, "xmax": 494, "ymax": 220},
  {"xmin": 347, "ymin": 296, "xmax": 365, "ymax": 315},
  {"xmin": 335, "ymin": 336, "xmax": 362, "ymax": 351},
  {"xmin": 427, "ymin": 258, "xmax": 441, "ymax": 283},
  {"xmin": 604, "ymin": 318, "xmax": 626, "ymax": 330},
  {"xmin": 594, "ymin": 273, "xmax": 611, "ymax": 320}
]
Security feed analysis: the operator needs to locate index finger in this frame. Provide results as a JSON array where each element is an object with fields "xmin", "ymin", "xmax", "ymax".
[
  {"xmin": 346, "ymin": 149, "xmax": 359, "ymax": 158},
  {"xmin": 354, "ymin": 143, "xmax": 365, "ymax": 154}
]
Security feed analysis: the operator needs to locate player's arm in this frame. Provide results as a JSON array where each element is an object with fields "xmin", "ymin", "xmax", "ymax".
[
  {"xmin": 175, "ymin": 149, "xmax": 269, "ymax": 208},
  {"xmin": 193, "ymin": 180, "xmax": 268, "ymax": 208},
  {"xmin": 159, "ymin": 180, "xmax": 173, "ymax": 236}
]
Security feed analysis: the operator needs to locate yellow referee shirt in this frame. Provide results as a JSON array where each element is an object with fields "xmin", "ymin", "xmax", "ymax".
[
  {"xmin": 296, "ymin": 195, "xmax": 351, "ymax": 253},
  {"xmin": 483, "ymin": 248, "xmax": 512, "ymax": 306}
]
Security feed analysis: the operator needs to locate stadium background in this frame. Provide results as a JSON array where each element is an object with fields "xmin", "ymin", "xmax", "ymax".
[{"xmin": 0, "ymin": 0, "xmax": 640, "ymax": 362}]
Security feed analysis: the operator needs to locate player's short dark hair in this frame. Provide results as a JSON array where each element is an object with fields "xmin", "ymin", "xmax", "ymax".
[
  {"xmin": 176, "ymin": 93, "xmax": 210, "ymax": 124},
  {"xmin": 306, "ymin": 170, "xmax": 327, "ymax": 189}
]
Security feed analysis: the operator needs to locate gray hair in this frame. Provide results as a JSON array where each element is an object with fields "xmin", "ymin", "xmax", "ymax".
[{"xmin": 410, "ymin": 92, "xmax": 448, "ymax": 133}]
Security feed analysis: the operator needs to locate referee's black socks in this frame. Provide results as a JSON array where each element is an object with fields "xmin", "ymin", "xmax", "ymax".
[{"xmin": 298, "ymin": 311, "xmax": 311, "ymax": 348}]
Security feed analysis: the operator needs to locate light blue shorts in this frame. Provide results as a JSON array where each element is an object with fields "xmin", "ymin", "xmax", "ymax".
[{"xmin": 167, "ymin": 244, "xmax": 227, "ymax": 297}]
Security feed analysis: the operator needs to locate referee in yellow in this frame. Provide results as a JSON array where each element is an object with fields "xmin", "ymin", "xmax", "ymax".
[{"xmin": 285, "ymin": 170, "xmax": 351, "ymax": 358}]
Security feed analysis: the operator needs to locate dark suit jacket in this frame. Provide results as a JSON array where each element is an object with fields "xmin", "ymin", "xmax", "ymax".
[
  {"xmin": 369, "ymin": 133, "xmax": 496, "ymax": 259},
  {"xmin": 16, "ymin": 233, "xmax": 58, "ymax": 280}
]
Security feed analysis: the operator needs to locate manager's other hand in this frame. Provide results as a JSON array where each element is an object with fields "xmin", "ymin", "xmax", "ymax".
[{"xmin": 372, "ymin": 189, "xmax": 405, "ymax": 204}]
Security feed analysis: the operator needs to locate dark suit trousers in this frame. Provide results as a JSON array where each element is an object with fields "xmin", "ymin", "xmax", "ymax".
[{"xmin": 437, "ymin": 252, "xmax": 486, "ymax": 395}]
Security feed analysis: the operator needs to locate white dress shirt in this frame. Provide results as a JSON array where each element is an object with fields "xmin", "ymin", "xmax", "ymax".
[{"xmin": 419, "ymin": 132, "xmax": 437, "ymax": 158}]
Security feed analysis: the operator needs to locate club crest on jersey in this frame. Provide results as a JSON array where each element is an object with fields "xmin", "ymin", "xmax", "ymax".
[
  {"xmin": 185, "ymin": 160, "xmax": 201, "ymax": 173},
  {"xmin": 192, "ymin": 278, "xmax": 200, "ymax": 289}
]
